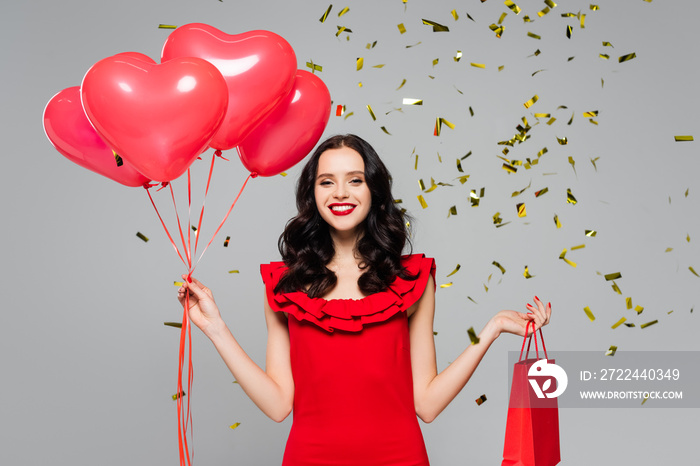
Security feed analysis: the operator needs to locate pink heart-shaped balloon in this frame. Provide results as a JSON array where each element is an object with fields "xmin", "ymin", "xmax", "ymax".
[
  {"xmin": 238, "ymin": 70, "xmax": 331, "ymax": 177},
  {"xmin": 81, "ymin": 54, "xmax": 228, "ymax": 182},
  {"xmin": 162, "ymin": 24, "xmax": 297, "ymax": 151},
  {"xmin": 43, "ymin": 86, "xmax": 150, "ymax": 187}
]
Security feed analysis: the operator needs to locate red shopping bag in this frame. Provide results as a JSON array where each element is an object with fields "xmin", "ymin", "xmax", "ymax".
[{"xmin": 502, "ymin": 322, "xmax": 561, "ymax": 466}]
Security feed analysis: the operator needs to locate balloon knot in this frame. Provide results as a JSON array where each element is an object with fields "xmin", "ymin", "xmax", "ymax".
[
  {"xmin": 214, "ymin": 150, "xmax": 229, "ymax": 161},
  {"xmin": 156, "ymin": 182, "xmax": 169, "ymax": 192},
  {"xmin": 250, "ymin": 172, "xmax": 259, "ymax": 178}
]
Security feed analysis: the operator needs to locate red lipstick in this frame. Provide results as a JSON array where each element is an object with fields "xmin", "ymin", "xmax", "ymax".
[{"xmin": 328, "ymin": 203, "xmax": 356, "ymax": 216}]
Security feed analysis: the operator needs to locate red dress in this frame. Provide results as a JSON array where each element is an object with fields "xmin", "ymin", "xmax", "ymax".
[{"xmin": 260, "ymin": 254, "xmax": 436, "ymax": 466}]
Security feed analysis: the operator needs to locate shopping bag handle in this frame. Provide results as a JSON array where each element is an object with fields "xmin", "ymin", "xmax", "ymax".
[{"xmin": 518, "ymin": 320, "xmax": 548, "ymax": 362}]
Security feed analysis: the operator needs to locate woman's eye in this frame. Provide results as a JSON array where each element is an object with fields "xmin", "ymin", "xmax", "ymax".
[
  {"xmin": 320, "ymin": 180, "xmax": 332, "ymax": 186},
  {"xmin": 350, "ymin": 178, "xmax": 363, "ymax": 184}
]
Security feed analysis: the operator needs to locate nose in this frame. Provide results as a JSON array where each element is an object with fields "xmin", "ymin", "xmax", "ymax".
[{"xmin": 333, "ymin": 183, "xmax": 349, "ymax": 199}]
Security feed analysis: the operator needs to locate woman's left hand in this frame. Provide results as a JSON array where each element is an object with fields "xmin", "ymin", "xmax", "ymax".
[{"xmin": 488, "ymin": 297, "xmax": 551, "ymax": 339}]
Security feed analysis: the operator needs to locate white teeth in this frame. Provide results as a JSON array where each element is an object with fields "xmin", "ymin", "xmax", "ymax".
[{"xmin": 330, "ymin": 205, "xmax": 354, "ymax": 211}]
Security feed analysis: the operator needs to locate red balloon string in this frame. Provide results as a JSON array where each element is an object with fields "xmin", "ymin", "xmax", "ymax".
[
  {"xmin": 144, "ymin": 186, "xmax": 188, "ymax": 268},
  {"xmin": 168, "ymin": 183, "xmax": 192, "ymax": 269},
  {"xmin": 193, "ymin": 153, "xmax": 218, "ymax": 258}
]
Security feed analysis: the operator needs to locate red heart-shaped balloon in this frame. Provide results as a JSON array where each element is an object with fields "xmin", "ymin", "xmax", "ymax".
[
  {"xmin": 81, "ymin": 54, "xmax": 228, "ymax": 182},
  {"xmin": 162, "ymin": 24, "xmax": 297, "ymax": 151},
  {"xmin": 43, "ymin": 86, "xmax": 150, "ymax": 187},
  {"xmin": 238, "ymin": 70, "xmax": 331, "ymax": 177}
]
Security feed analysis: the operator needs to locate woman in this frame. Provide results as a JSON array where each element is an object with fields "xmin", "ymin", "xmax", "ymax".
[{"xmin": 178, "ymin": 134, "xmax": 551, "ymax": 465}]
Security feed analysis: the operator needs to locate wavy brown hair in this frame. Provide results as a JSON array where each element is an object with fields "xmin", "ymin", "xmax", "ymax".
[{"xmin": 274, "ymin": 134, "xmax": 417, "ymax": 298}]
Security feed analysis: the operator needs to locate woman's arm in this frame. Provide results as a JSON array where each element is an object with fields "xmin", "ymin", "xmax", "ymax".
[
  {"xmin": 408, "ymin": 274, "xmax": 550, "ymax": 423},
  {"xmin": 178, "ymin": 277, "xmax": 294, "ymax": 423}
]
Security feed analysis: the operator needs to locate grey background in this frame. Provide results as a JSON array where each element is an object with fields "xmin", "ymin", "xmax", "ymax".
[{"xmin": 2, "ymin": 0, "xmax": 697, "ymax": 464}]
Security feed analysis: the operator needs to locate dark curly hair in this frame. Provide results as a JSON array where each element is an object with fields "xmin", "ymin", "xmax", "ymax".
[{"xmin": 274, "ymin": 134, "xmax": 417, "ymax": 298}]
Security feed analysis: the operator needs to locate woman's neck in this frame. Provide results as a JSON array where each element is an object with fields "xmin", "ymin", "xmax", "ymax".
[{"xmin": 328, "ymin": 228, "xmax": 363, "ymax": 268}]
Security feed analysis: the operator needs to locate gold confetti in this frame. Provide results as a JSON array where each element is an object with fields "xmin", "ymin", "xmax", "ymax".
[
  {"xmin": 158, "ymin": 24, "xmax": 177, "ymax": 29},
  {"xmin": 534, "ymin": 113, "xmax": 550, "ymax": 118},
  {"xmin": 396, "ymin": 79, "xmax": 407, "ymax": 90},
  {"xmin": 554, "ymin": 214, "xmax": 562, "ymax": 228},
  {"xmin": 164, "ymin": 322, "xmax": 183, "ymax": 329},
  {"xmin": 524, "ymin": 265, "xmax": 534, "ymax": 278},
  {"xmin": 498, "ymin": 12, "xmax": 508, "ymax": 24},
  {"xmin": 538, "ymin": 7, "xmax": 551, "ymax": 17},
  {"xmin": 380, "ymin": 126, "xmax": 391, "ymax": 135},
  {"xmin": 602, "ymin": 41, "xmax": 613, "ymax": 47},
  {"xmin": 605, "ymin": 345, "xmax": 617, "ymax": 357},
  {"xmin": 535, "ymin": 187, "xmax": 549, "ymax": 197},
  {"xmin": 527, "ymin": 32, "xmax": 541, "ymax": 40},
  {"xmin": 112, "ymin": 150, "xmax": 123, "ymax": 167},
  {"xmin": 559, "ymin": 249, "xmax": 577, "ymax": 268},
  {"xmin": 228, "ymin": 270, "xmax": 239, "ymax": 274},
  {"xmin": 469, "ymin": 106, "xmax": 474, "ymax": 116},
  {"xmin": 344, "ymin": 111, "xmax": 354, "ymax": 120},
  {"xmin": 406, "ymin": 42, "xmax": 422, "ymax": 48},
  {"xmin": 451, "ymin": 9, "xmax": 459, "ymax": 20},
  {"xmin": 566, "ymin": 188, "xmax": 577, "ymax": 205},
  {"xmin": 583, "ymin": 306, "xmax": 595, "ymax": 322},
  {"xmin": 456, "ymin": 159, "xmax": 464, "ymax": 173},
  {"xmin": 634, "ymin": 305, "xmax": 644, "ymax": 315},
  {"xmin": 492, "ymin": 261, "xmax": 506, "ymax": 274},
  {"xmin": 674, "ymin": 135, "xmax": 694, "ymax": 142},
  {"xmin": 356, "ymin": 57, "xmax": 363, "ymax": 71},
  {"xmin": 446, "ymin": 264, "xmax": 461, "ymax": 277},
  {"xmin": 470, "ymin": 188, "xmax": 484, "ymax": 207},
  {"xmin": 523, "ymin": 95, "xmax": 539, "ymax": 108},
  {"xmin": 665, "ymin": 247, "xmax": 673, "ymax": 253},
  {"xmin": 591, "ymin": 5, "xmax": 600, "ymax": 10},
  {"xmin": 505, "ymin": 1, "xmax": 521, "ymax": 14},
  {"xmin": 640, "ymin": 320, "xmax": 658, "ymax": 329},
  {"xmin": 566, "ymin": 25, "xmax": 573, "ymax": 38},
  {"xmin": 611, "ymin": 317, "xmax": 626, "ymax": 329},
  {"xmin": 599, "ymin": 53, "xmax": 610, "ymax": 60},
  {"xmin": 319, "ymin": 5, "xmax": 332, "ymax": 23},
  {"xmin": 557, "ymin": 136, "xmax": 568, "ymax": 145},
  {"xmin": 583, "ymin": 110, "xmax": 599, "ymax": 118},
  {"xmin": 230, "ymin": 422, "xmax": 241, "ymax": 430},
  {"xmin": 567, "ymin": 112, "xmax": 574, "ymax": 125},
  {"xmin": 432, "ymin": 58, "xmax": 439, "ymax": 67},
  {"xmin": 417, "ymin": 195, "xmax": 428, "ymax": 209},
  {"xmin": 611, "ymin": 281, "xmax": 622, "ymax": 294},
  {"xmin": 338, "ymin": 6, "xmax": 349, "ymax": 17},
  {"xmin": 471, "ymin": 62, "xmax": 486, "ymax": 69},
  {"xmin": 440, "ymin": 282, "xmax": 453, "ymax": 288},
  {"xmin": 618, "ymin": 53, "xmax": 636, "ymax": 63},
  {"xmin": 545, "ymin": 0, "xmax": 558, "ymax": 7},
  {"xmin": 447, "ymin": 205, "xmax": 457, "ymax": 217},
  {"xmin": 136, "ymin": 232, "xmax": 149, "ymax": 242},
  {"xmin": 335, "ymin": 26, "xmax": 352, "ymax": 37},
  {"xmin": 626, "ymin": 297, "xmax": 634, "ymax": 309},
  {"xmin": 454, "ymin": 51, "xmax": 462, "ymax": 62},
  {"xmin": 306, "ymin": 60, "xmax": 322, "ymax": 73},
  {"xmin": 397, "ymin": 23, "xmax": 406, "ymax": 34},
  {"xmin": 173, "ymin": 281, "xmax": 183, "ymax": 287},
  {"xmin": 467, "ymin": 327, "xmax": 480, "ymax": 345},
  {"xmin": 475, "ymin": 394, "xmax": 487, "ymax": 406},
  {"xmin": 493, "ymin": 212, "xmax": 503, "ymax": 225},
  {"xmin": 516, "ymin": 203, "xmax": 527, "ymax": 217},
  {"xmin": 489, "ymin": 24, "xmax": 505, "ymax": 38},
  {"xmin": 503, "ymin": 163, "xmax": 517, "ymax": 174},
  {"xmin": 571, "ymin": 244, "xmax": 585, "ymax": 250},
  {"xmin": 590, "ymin": 157, "xmax": 600, "ymax": 170},
  {"xmin": 585, "ymin": 230, "xmax": 597, "ymax": 237},
  {"xmin": 172, "ymin": 391, "xmax": 186, "ymax": 400},
  {"xmin": 604, "ymin": 272, "xmax": 621, "ymax": 281},
  {"xmin": 422, "ymin": 19, "xmax": 450, "ymax": 32},
  {"xmin": 580, "ymin": 13, "xmax": 586, "ymax": 28},
  {"xmin": 366, "ymin": 41, "xmax": 377, "ymax": 49},
  {"xmin": 366, "ymin": 105, "xmax": 376, "ymax": 121},
  {"xmin": 690, "ymin": 267, "xmax": 700, "ymax": 278}
]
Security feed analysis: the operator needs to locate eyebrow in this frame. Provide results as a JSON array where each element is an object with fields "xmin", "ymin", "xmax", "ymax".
[{"xmin": 316, "ymin": 170, "xmax": 365, "ymax": 180}]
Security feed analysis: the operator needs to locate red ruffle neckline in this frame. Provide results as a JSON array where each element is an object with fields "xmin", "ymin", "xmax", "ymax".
[{"xmin": 260, "ymin": 254, "xmax": 436, "ymax": 332}]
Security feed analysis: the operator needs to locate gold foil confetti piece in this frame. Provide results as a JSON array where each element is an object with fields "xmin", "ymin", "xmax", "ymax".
[
  {"xmin": 611, "ymin": 281, "xmax": 622, "ymax": 294},
  {"xmin": 546, "ymin": 117, "xmax": 556, "ymax": 125},
  {"xmin": 571, "ymin": 244, "xmax": 585, "ymax": 251},
  {"xmin": 467, "ymin": 12, "xmax": 475, "ymax": 21},
  {"xmin": 172, "ymin": 391, "xmax": 186, "ymax": 400},
  {"xmin": 601, "ymin": 78, "xmax": 605, "ymax": 88},
  {"xmin": 567, "ymin": 112, "xmax": 574, "ymax": 124},
  {"xmin": 422, "ymin": 19, "xmax": 450, "ymax": 32},
  {"xmin": 319, "ymin": 5, "xmax": 332, "ymax": 23},
  {"xmin": 414, "ymin": 154, "xmax": 419, "ymax": 170},
  {"xmin": 454, "ymin": 51, "xmax": 463, "ymax": 62},
  {"xmin": 523, "ymin": 95, "xmax": 539, "ymax": 108},
  {"xmin": 611, "ymin": 317, "xmax": 626, "ymax": 329},
  {"xmin": 690, "ymin": 267, "xmax": 700, "ymax": 278},
  {"xmin": 590, "ymin": 157, "xmax": 600, "ymax": 170},
  {"xmin": 580, "ymin": 13, "xmax": 586, "ymax": 27},
  {"xmin": 228, "ymin": 270, "xmax": 239, "ymax": 274},
  {"xmin": 467, "ymin": 327, "xmax": 480, "ymax": 345},
  {"xmin": 446, "ymin": 264, "xmax": 461, "ymax": 277},
  {"xmin": 230, "ymin": 422, "xmax": 241, "ymax": 430},
  {"xmin": 493, "ymin": 212, "xmax": 503, "ymax": 225},
  {"xmin": 590, "ymin": 5, "xmax": 600, "ymax": 10},
  {"xmin": 566, "ymin": 189, "xmax": 577, "ymax": 205},
  {"xmin": 505, "ymin": 1, "xmax": 521, "ymax": 14},
  {"xmin": 469, "ymin": 106, "xmax": 475, "ymax": 116},
  {"xmin": 599, "ymin": 53, "xmax": 610, "ymax": 60},
  {"xmin": 440, "ymin": 282, "xmax": 453, "ymax": 288},
  {"xmin": 338, "ymin": 6, "xmax": 349, "ymax": 17},
  {"xmin": 476, "ymin": 394, "xmax": 487, "ymax": 406},
  {"xmin": 396, "ymin": 79, "xmax": 407, "ymax": 90},
  {"xmin": 524, "ymin": 265, "xmax": 534, "ymax": 278},
  {"xmin": 344, "ymin": 111, "xmax": 354, "ymax": 120},
  {"xmin": 447, "ymin": 205, "xmax": 457, "ymax": 217},
  {"xmin": 557, "ymin": 136, "xmax": 568, "ymax": 145},
  {"xmin": 470, "ymin": 188, "xmax": 484, "ymax": 207},
  {"xmin": 432, "ymin": 58, "xmax": 439, "ymax": 67},
  {"xmin": 674, "ymin": 135, "xmax": 694, "ymax": 142},
  {"xmin": 584, "ymin": 306, "xmax": 595, "ymax": 322},
  {"xmin": 498, "ymin": 65, "xmax": 505, "ymax": 71},
  {"xmin": 356, "ymin": 57, "xmax": 363, "ymax": 71},
  {"xmin": 605, "ymin": 345, "xmax": 617, "ymax": 356},
  {"xmin": 537, "ymin": 148, "xmax": 548, "ymax": 158},
  {"xmin": 667, "ymin": 310, "xmax": 673, "ymax": 315},
  {"xmin": 498, "ymin": 12, "xmax": 508, "ymax": 24},
  {"xmin": 164, "ymin": 322, "xmax": 183, "ymax": 329},
  {"xmin": 602, "ymin": 41, "xmax": 613, "ymax": 47},
  {"xmin": 624, "ymin": 322, "xmax": 636, "ymax": 327},
  {"xmin": 534, "ymin": 113, "xmax": 551, "ymax": 118},
  {"xmin": 687, "ymin": 233, "xmax": 691, "ymax": 242},
  {"xmin": 366, "ymin": 105, "xmax": 376, "ymax": 121},
  {"xmin": 554, "ymin": 214, "xmax": 562, "ymax": 228},
  {"xmin": 503, "ymin": 163, "xmax": 517, "ymax": 174},
  {"xmin": 523, "ymin": 15, "xmax": 532, "ymax": 22},
  {"xmin": 604, "ymin": 272, "xmax": 621, "ymax": 281},
  {"xmin": 456, "ymin": 159, "xmax": 464, "ymax": 173},
  {"xmin": 566, "ymin": 25, "xmax": 573, "ymax": 38},
  {"xmin": 559, "ymin": 249, "xmax": 577, "ymax": 267},
  {"xmin": 531, "ymin": 69, "xmax": 546, "ymax": 77},
  {"xmin": 406, "ymin": 42, "xmax": 422, "ymax": 48},
  {"xmin": 424, "ymin": 178, "xmax": 438, "ymax": 193},
  {"xmin": 433, "ymin": 331, "xmax": 438, "ymax": 336},
  {"xmin": 397, "ymin": 23, "xmax": 406, "ymax": 34},
  {"xmin": 380, "ymin": 126, "xmax": 391, "ymax": 135},
  {"xmin": 516, "ymin": 203, "xmax": 527, "ymax": 217},
  {"xmin": 492, "ymin": 261, "xmax": 506, "ymax": 274},
  {"xmin": 451, "ymin": 9, "xmax": 459, "ymax": 20},
  {"xmin": 535, "ymin": 187, "xmax": 549, "ymax": 197},
  {"xmin": 306, "ymin": 60, "xmax": 322, "ymax": 73},
  {"xmin": 585, "ymin": 230, "xmax": 597, "ymax": 237},
  {"xmin": 112, "ymin": 150, "xmax": 123, "ymax": 167},
  {"xmin": 665, "ymin": 247, "xmax": 673, "ymax": 252},
  {"xmin": 366, "ymin": 41, "xmax": 377, "ymax": 49},
  {"xmin": 640, "ymin": 320, "xmax": 658, "ymax": 329},
  {"xmin": 537, "ymin": 7, "xmax": 550, "ymax": 17},
  {"xmin": 583, "ymin": 110, "xmax": 599, "ymax": 118},
  {"xmin": 471, "ymin": 62, "xmax": 486, "ymax": 69},
  {"xmin": 618, "ymin": 52, "xmax": 636, "ymax": 63},
  {"xmin": 528, "ymin": 32, "xmax": 541, "ymax": 40},
  {"xmin": 634, "ymin": 305, "xmax": 644, "ymax": 315},
  {"xmin": 394, "ymin": 199, "xmax": 403, "ymax": 204},
  {"xmin": 136, "ymin": 232, "xmax": 149, "ymax": 242},
  {"xmin": 685, "ymin": 188, "xmax": 689, "ymax": 197},
  {"xmin": 335, "ymin": 26, "xmax": 351, "ymax": 37},
  {"xmin": 158, "ymin": 24, "xmax": 177, "ymax": 29},
  {"xmin": 467, "ymin": 296, "xmax": 478, "ymax": 304},
  {"xmin": 545, "ymin": 0, "xmax": 557, "ymax": 7},
  {"xmin": 461, "ymin": 151, "xmax": 472, "ymax": 160},
  {"xmin": 173, "ymin": 281, "xmax": 183, "ymax": 287},
  {"xmin": 418, "ymin": 179, "xmax": 426, "ymax": 191},
  {"xmin": 191, "ymin": 225, "xmax": 198, "ymax": 232},
  {"xmin": 417, "ymin": 195, "xmax": 428, "ymax": 209},
  {"xmin": 568, "ymin": 156, "xmax": 577, "ymax": 175},
  {"xmin": 588, "ymin": 119, "xmax": 598, "ymax": 126}
]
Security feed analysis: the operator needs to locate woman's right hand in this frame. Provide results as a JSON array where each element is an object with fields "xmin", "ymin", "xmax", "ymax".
[{"xmin": 177, "ymin": 275, "xmax": 224, "ymax": 336}]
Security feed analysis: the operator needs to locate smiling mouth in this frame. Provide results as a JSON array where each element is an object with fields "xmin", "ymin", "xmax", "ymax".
[{"xmin": 329, "ymin": 204, "xmax": 356, "ymax": 215}]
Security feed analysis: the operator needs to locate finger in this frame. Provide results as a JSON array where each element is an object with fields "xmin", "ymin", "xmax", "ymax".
[
  {"xmin": 531, "ymin": 297, "xmax": 546, "ymax": 323},
  {"xmin": 545, "ymin": 302, "xmax": 552, "ymax": 324}
]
